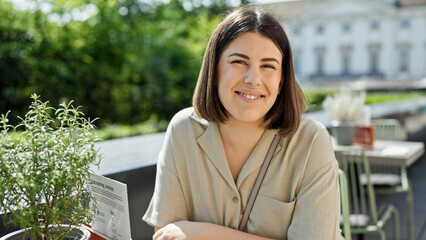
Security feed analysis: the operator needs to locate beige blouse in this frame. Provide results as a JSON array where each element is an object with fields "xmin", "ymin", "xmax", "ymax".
[{"xmin": 143, "ymin": 107, "xmax": 341, "ymax": 239}]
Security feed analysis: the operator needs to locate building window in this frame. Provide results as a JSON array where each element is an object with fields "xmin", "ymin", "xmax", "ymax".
[
  {"xmin": 342, "ymin": 53, "xmax": 350, "ymax": 74},
  {"xmin": 315, "ymin": 46, "xmax": 325, "ymax": 75},
  {"xmin": 370, "ymin": 21, "xmax": 380, "ymax": 31},
  {"xmin": 368, "ymin": 44, "xmax": 381, "ymax": 73},
  {"xmin": 369, "ymin": 52, "xmax": 379, "ymax": 73},
  {"xmin": 340, "ymin": 45, "xmax": 352, "ymax": 74},
  {"xmin": 342, "ymin": 23, "xmax": 351, "ymax": 32},
  {"xmin": 397, "ymin": 43, "xmax": 411, "ymax": 72},
  {"xmin": 317, "ymin": 54, "xmax": 324, "ymax": 74},
  {"xmin": 316, "ymin": 25, "xmax": 324, "ymax": 34},
  {"xmin": 400, "ymin": 19, "xmax": 410, "ymax": 29},
  {"xmin": 399, "ymin": 49, "xmax": 409, "ymax": 72}
]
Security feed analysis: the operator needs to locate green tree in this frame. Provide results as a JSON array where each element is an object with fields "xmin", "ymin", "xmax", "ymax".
[
  {"xmin": 0, "ymin": 0, "xmax": 227, "ymax": 127},
  {"xmin": 0, "ymin": 1, "xmax": 35, "ymax": 122}
]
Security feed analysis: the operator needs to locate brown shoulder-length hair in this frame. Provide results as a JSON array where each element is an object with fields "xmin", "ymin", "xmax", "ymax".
[{"xmin": 192, "ymin": 6, "xmax": 306, "ymax": 137}]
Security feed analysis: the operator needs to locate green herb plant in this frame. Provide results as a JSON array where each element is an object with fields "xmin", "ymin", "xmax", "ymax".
[{"xmin": 0, "ymin": 94, "xmax": 101, "ymax": 239}]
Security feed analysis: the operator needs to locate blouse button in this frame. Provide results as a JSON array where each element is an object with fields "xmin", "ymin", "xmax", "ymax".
[{"xmin": 232, "ymin": 197, "xmax": 238, "ymax": 203}]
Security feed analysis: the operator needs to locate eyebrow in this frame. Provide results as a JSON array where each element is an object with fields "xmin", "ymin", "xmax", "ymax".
[{"xmin": 227, "ymin": 52, "xmax": 280, "ymax": 64}]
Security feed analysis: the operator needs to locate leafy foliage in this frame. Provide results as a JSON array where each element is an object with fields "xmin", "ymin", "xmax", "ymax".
[
  {"xmin": 305, "ymin": 89, "xmax": 426, "ymax": 113},
  {"xmin": 0, "ymin": 94, "xmax": 101, "ymax": 239},
  {"xmin": 364, "ymin": 91, "xmax": 426, "ymax": 105},
  {"xmin": 95, "ymin": 119, "xmax": 168, "ymax": 140},
  {"xmin": 304, "ymin": 89, "xmax": 336, "ymax": 112},
  {"xmin": 0, "ymin": 0, "xmax": 226, "ymax": 128}
]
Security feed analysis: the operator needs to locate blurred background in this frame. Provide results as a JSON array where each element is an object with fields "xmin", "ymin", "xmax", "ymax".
[
  {"xmin": 0, "ymin": 0, "xmax": 426, "ymax": 139},
  {"xmin": 2, "ymin": 0, "xmax": 426, "ymax": 239},
  {"xmin": 2, "ymin": 0, "xmax": 425, "ymax": 139},
  {"xmin": 0, "ymin": 0, "xmax": 235, "ymax": 135}
]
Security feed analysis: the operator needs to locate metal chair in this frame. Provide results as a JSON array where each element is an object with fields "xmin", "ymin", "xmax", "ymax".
[
  {"xmin": 338, "ymin": 169, "xmax": 352, "ymax": 240},
  {"xmin": 372, "ymin": 119, "xmax": 406, "ymax": 141},
  {"xmin": 371, "ymin": 118, "xmax": 414, "ymax": 240},
  {"xmin": 334, "ymin": 146, "xmax": 400, "ymax": 240}
]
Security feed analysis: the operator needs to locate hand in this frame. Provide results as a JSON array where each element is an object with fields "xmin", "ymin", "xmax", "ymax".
[{"xmin": 153, "ymin": 221, "xmax": 206, "ymax": 240}]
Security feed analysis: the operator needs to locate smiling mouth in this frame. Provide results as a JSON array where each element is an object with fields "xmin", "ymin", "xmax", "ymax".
[{"xmin": 236, "ymin": 91, "xmax": 265, "ymax": 100}]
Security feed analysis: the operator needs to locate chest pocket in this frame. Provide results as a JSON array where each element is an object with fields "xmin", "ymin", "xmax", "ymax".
[{"xmin": 247, "ymin": 194, "xmax": 296, "ymax": 239}]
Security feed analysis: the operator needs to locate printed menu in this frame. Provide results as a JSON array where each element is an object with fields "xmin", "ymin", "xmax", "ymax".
[{"xmin": 89, "ymin": 174, "xmax": 132, "ymax": 240}]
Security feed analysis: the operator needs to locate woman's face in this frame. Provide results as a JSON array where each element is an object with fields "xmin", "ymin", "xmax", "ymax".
[{"xmin": 217, "ymin": 31, "xmax": 283, "ymax": 126}]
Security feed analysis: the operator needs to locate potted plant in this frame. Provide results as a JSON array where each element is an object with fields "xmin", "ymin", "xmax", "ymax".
[
  {"xmin": 322, "ymin": 89, "xmax": 366, "ymax": 145},
  {"xmin": 0, "ymin": 94, "xmax": 102, "ymax": 239}
]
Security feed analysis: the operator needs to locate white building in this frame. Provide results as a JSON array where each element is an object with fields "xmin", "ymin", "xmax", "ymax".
[{"xmin": 261, "ymin": 0, "xmax": 426, "ymax": 87}]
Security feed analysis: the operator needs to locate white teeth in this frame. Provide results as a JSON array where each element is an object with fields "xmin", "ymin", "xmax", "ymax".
[{"xmin": 241, "ymin": 93, "xmax": 259, "ymax": 100}]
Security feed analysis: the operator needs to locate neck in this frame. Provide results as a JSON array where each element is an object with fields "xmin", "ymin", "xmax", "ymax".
[{"xmin": 218, "ymin": 120, "xmax": 266, "ymax": 149}]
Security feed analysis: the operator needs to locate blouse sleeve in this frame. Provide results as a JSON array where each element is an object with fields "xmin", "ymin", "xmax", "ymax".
[
  {"xmin": 287, "ymin": 128, "xmax": 343, "ymax": 240},
  {"xmin": 142, "ymin": 123, "xmax": 189, "ymax": 227}
]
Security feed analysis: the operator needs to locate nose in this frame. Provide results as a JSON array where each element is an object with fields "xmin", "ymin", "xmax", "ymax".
[{"xmin": 244, "ymin": 66, "xmax": 262, "ymax": 86}]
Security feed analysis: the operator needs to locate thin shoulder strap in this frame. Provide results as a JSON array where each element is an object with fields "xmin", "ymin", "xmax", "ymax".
[{"xmin": 238, "ymin": 134, "xmax": 281, "ymax": 232}]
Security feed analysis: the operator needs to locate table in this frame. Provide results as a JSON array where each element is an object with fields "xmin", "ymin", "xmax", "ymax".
[
  {"xmin": 362, "ymin": 140, "xmax": 425, "ymax": 167},
  {"xmin": 333, "ymin": 139, "xmax": 425, "ymax": 167}
]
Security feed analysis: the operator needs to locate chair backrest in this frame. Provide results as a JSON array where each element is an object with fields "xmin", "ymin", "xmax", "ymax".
[
  {"xmin": 338, "ymin": 169, "xmax": 352, "ymax": 240},
  {"xmin": 372, "ymin": 119, "xmax": 406, "ymax": 141},
  {"xmin": 334, "ymin": 146, "xmax": 379, "ymax": 227},
  {"xmin": 371, "ymin": 119, "xmax": 405, "ymax": 178}
]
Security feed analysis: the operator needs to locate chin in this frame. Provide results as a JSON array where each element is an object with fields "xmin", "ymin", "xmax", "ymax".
[{"xmin": 233, "ymin": 114, "xmax": 264, "ymax": 124}]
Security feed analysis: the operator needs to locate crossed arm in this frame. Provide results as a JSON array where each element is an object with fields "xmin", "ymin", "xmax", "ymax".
[{"xmin": 153, "ymin": 221, "xmax": 274, "ymax": 240}]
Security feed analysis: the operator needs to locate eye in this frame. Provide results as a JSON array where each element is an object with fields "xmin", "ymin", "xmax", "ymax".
[
  {"xmin": 231, "ymin": 60, "xmax": 247, "ymax": 65},
  {"xmin": 262, "ymin": 64, "xmax": 276, "ymax": 70}
]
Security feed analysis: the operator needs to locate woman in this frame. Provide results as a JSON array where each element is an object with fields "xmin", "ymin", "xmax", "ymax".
[{"xmin": 143, "ymin": 6, "xmax": 341, "ymax": 240}]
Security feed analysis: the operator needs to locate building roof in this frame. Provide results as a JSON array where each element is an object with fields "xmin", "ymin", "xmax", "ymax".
[
  {"xmin": 258, "ymin": 0, "xmax": 426, "ymax": 17},
  {"xmin": 398, "ymin": 0, "xmax": 426, "ymax": 6},
  {"xmin": 260, "ymin": 0, "xmax": 306, "ymax": 17},
  {"xmin": 258, "ymin": 0, "xmax": 398, "ymax": 19}
]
